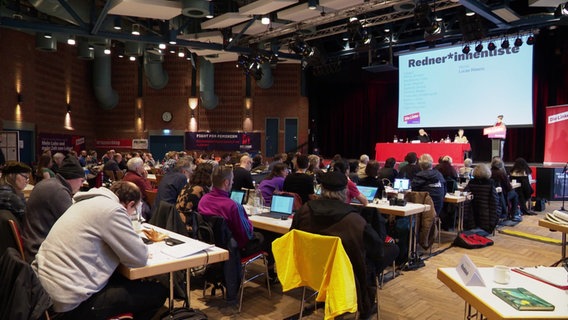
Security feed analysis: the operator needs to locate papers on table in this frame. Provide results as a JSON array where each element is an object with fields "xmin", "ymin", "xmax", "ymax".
[
  {"xmin": 160, "ymin": 237, "xmax": 214, "ymax": 259},
  {"xmin": 512, "ymin": 267, "xmax": 568, "ymax": 290}
]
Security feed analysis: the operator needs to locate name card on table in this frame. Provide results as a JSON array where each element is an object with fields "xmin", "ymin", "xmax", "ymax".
[{"xmin": 457, "ymin": 255, "xmax": 486, "ymax": 287}]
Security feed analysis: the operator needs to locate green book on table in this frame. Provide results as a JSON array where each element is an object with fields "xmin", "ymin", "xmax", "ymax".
[{"xmin": 492, "ymin": 287, "xmax": 555, "ymax": 311}]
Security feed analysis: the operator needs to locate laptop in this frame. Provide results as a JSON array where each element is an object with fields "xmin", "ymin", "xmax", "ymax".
[
  {"xmin": 393, "ymin": 178, "xmax": 410, "ymax": 191},
  {"xmin": 259, "ymin": 194, "xmax": 295, "ymax": 219},
  {"xmin": 230, "ymin": 190, "xmax": 246, "ymax": 205},
  {"xmin": 351, "ymin": 185, "xmax": 378, "ymax": 204}
]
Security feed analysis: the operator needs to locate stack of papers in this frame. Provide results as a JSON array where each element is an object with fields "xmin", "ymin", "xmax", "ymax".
[
  {"xmin": 545, "ymin": 210, "xmax": 568, "ymax": 225},
  {"xmin": 160, "ymin": 238, "xmax": 214, "ymax": 258}
]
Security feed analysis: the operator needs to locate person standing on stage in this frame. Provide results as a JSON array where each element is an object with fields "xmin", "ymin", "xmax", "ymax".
[
  {"xmin": 494, "ymin": 115, "xmax": 506, "ymax": 158},
  {"xmin": 417, "ymin": 129, "xmax": 431, "ymax": 143}
]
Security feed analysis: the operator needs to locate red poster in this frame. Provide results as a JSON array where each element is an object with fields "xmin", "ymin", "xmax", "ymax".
[
  {"xmin": 544, "ymin": 105, "xmax": 568, "ymax": 166},
  {"xmin": 95, "ymin": 139, "xmax": 133, "ymax": 150}
]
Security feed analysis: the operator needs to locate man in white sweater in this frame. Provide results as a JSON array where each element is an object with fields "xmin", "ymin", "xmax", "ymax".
[{"xmin": 32, "ymin": 181, "xmax": 167, "ymax": 319}]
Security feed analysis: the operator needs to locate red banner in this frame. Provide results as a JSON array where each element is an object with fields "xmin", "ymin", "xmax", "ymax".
[
  {"xmin": 95, "ymin": 139, "xmax": 133, "ymax": 150},
  {"xmin": 544, "ymin": 105, "xmax": 568, "ymax": 166}
]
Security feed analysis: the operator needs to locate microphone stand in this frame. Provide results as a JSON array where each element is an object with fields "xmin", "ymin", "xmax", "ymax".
[{"xmin": 562, "ymin": 163, "xmax": 567, "ymax": 212}]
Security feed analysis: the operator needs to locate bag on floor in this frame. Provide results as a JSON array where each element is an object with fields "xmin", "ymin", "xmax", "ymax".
[
  {"xmin": 453, "ymin": 231, "xmax": 494, "ymax": 249},
  {"xmin": 160, "ymin": 307, "xmax": 208, "ymax": 320},
  {"xmin": 532, "ymin": 198, "xmax": 547, "ymax": 212}
]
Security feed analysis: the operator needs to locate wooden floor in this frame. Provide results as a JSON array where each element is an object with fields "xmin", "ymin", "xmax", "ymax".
[{"xmin": 160, "ymin": 201, "xmax": 566, "ymax": 320}]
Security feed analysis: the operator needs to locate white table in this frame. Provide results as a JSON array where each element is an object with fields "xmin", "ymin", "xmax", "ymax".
[
  {"xmin": 244, "ymin": 205, "xmax": 292, "ymax": 234},
  {"xmin": 118, "ymin": 224, "xmax": 229, "ymax": 310},
  {"xmin": 444, "ymin": 194, "xmax": 469, "ymax": 232},
  {"xmin": 438, "ymin": 267, "xmax": 568, "ymax": 319}
]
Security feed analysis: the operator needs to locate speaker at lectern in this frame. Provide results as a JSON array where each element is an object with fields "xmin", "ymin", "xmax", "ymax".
[{"xmin": 483, "ymin": 125, "xmax": 507, "ymax": 159}]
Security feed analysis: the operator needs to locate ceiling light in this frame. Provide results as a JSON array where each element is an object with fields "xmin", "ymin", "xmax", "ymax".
[
  {"xmin": 113, "ymin": 17, "xmax": 122, "ymax": 30},
  {"xmin": 487, "ymin": 41, "xmax": 496, "ymax": 51},
  {"xmin": 349, "ymin": 16, "xmax": 359, "ymax": 23},
  {"xmin": 342, "ymin": 32, "xmax": 349, "ymax": 41},
  {"xmin": 67, "ymin": 35, "xmax": 76, "ymax": 46},
  {"xmin": 501, "ymin": 38, "xmax": 509, "ymax": 49},
  {"xmin": 168, "ymin": 29, "xmax": 177, "ymax": 44},
  {"xmin": 475, "ymin": 42, "xmax": 483, "ymax": 52},
  {"xmin": 131, "ymin": 24, "xmax": 140, "ymax": 36},
  {"xmin": 129, "ymin": 56, "xmax": 136, "ymax": 61},
  {"xmin": 158, "ymin": 43, "xmax": 166, "ymax": 50},
  {"xmin": 104, "ymin": 48, "xmax": 111, "ymax": 55},
  {"xmin": 261, "ymin": 16, "xmax": 270, "ymax": 25},
  {"xmin": 206, "ymin": 2, "xmax": 214, "ymax": 18},
  {"xmin": 465, "ymin": 9, "xmax": 475, "ymax": 16},
  {"xmin": 178, "ymin": 47, "xmax": 185, "ymax": 58},
  {"xmin": 526, "ymin": 35, "xmax": 535, "ymax": 45},
  {"xmin": 514, "ymin": 37, "xmax": 523, "ymax": 47},
  {"xmin": 43, "ymin": 33, "xmax": 52, "ymax": 39},
  {"xmin": 462, "ymin": 45, "xmax": 470, "ymax": 54},
  {"xmin": 308, "ymin": 0, "xmax": 318, "ymax": 9}
]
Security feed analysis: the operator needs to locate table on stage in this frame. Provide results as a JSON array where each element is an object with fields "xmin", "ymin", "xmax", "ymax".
[
  {"xmin": 437, "ymin": 267, "xmax": 568, "ymax": 319},
  {"xmin": 538, "ymin": 219, "xmax": 567, "ymax": 262},
  {"xmin": 375, "ymin": 142, "xmax": 471, "ymax": 164},
  {"xmin": 118, "ymin": 223, "xmax": 229, "ymax": 311}
]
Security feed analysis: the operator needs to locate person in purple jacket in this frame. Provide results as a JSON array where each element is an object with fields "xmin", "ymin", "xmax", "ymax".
[{"xmin": 258, "ymin": 163, "xmax": 289, "ymax": 206}]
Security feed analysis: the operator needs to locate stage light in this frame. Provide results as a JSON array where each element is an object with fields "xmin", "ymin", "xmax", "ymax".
[
  {"xmin": 487, "ymin": 41, "xmax": 496, "ymax": 51},
  {"xmin": 67, "ymin": 35, "xmax": 76, "ymax": 46},
  {"xmin": 113, "ymin": 17, "xmax": 122, "ymax": 30},
  {"xmin": 261, "ymin": 16, "xmax": 270, "ymax": 25},
  {"xmin": 501, "ymin": 38, "xmax": 509, "ymax": 49},
  {"xmin": 178, "ymin": 47, "xmax": 185, "ymax": 58},
  {"xmin": 131, "ymin": 24, "xmax": 140, "ymax": 36},
  {"xmin": 514, "ymin": 37, "xmax": 523, "ymax": 47},
  {"xmin": 462, "ymin": 45, "xmax": 470, "ymax": 54},
  {"xmin": 475, "ymin": 42, "xmax": 483, "ymax": 52},
  {"xmin": 308, "ymin": 0, "xmax": 318, "ymax": 9},
  {"xmin": 526, "ymin": 35, "xmax": 535, "ymax": 45}
]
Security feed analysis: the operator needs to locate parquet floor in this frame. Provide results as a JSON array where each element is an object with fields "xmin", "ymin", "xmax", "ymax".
[{"xmin": 159, "ymin": 201, "xmax": 566, "ymax": 320}]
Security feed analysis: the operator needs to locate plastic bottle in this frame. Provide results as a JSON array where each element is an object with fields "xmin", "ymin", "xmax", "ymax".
[
  {"xmin": 253, "ymin": 183, "xmax": 263, "ymax": 214},
  {"xmin": 445, "ymin": 135, "xmax": 451, "ymax": 143},
  {"xmin": 393, "ymin": 135, "xmax": 398, "ymax": 143}
]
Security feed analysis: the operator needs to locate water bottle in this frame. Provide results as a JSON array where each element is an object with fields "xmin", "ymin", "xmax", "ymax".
[
  {"xmin": 252, "ymin": 184, "xmax": 263, "ymax": 214},
  {"xmin": 393, "ymin": 135, "xmax": 398, "ymax": 143},
  {"xmin": 445, "ymin": 135, "xmax": 451, "ymax": 143}
]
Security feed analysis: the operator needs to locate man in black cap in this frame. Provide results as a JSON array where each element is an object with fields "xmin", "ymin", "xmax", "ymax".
[
  {"xmin": 291, "ymin": 171, "xmax": 398, "ymax": 320},
  {"xmin": 22, "ymin": 154, "xmax": 86, "ymax": 262}
]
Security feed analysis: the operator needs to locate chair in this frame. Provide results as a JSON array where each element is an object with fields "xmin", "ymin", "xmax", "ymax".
[
  {"xmin": 0, "ymin": 210, "xmax": 25, "ymax": 259},
  {"xmin": 272, "ymin": 229, "xmax": 358, "ymax": 319},
  {"xmin": 104, "ymin": 170, "xmax": 116, "ymax": 181},
  {"xmin": 238, "ymin": 251, "xmax": 271, "ymax": 312},
  {"xmin": 145, "ymin": 189, "xmax": 158, "ymax": 210}
]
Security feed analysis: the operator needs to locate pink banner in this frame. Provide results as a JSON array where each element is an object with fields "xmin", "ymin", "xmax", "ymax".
[{"xmin": 544, "ymin": 104, "xmax": 568, "ymax": 166}]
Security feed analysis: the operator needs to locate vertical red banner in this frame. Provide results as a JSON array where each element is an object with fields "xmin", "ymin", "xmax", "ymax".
[{"xmin": 544, "ymin": 104, "xmax": 568, "ymax": 166}]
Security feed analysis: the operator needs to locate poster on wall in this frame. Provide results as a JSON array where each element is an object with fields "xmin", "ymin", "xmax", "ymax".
[
  {"xmin": 543, "ymin": 105, "xmax": 568, "ymax": 166},
  {"xmin": 186, "ymin": 132, "xmax": 260, "ymax": 153},
  {"xmin": 39, "ymin": 133, "xmax": 85, "ymax": 155},
  {"xmin": 95, "ymin": 139, "xmax": 133, "ymax": 150}
]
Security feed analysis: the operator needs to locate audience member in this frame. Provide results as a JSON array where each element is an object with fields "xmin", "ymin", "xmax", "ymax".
[
  {"xmin": 86, "ymin": 150, "xmax": 98, "ymax": 165},
  {"xmin": 464, "ymin": 164, "xmax": 501, "ymax": 233},
  {"xmin": 358, "ymin": 160, "xmax": 386, "ymax": 196},
  {"xmin": 251, "ymin": 154, "xmax": 266, "ymax": 173},
  {"xmin": 510, "ymin": 157, "xmax": 535, "ymax": 215},
  {"xmin": 0, "ymin": 162, "xmax": 32, "ymax": 222},
  {"xmin": 332, "ymin": 160, "xmax": 367, "ymax": 205},
  {"xmin": 378, "ymin": 157, "xmax": 398, "ymax": 185},
  {"xmin": 51, "ymin": 152, "xmax": 65, "ymax": 173},
  {"xmin": 437, "ymin": 155, "xmax": 459, "ymax": 191},
  {"xmin": 78, "ymin": 150, "xmax": 88, "ymax": 167},
  {"xmin": 348, "ymin": 160, "xmax": 360, "ymax": 184},
  {"xmin": 267, "ymin": 153, "xmax": 284, "ymax": 172},
  {"xmin": 491, "ymin": 157, "xmax": 521, "ymax": 221},
  {"xmin": 306, "ymin": 154, "xmax": 323, "ymax": 177},
  {"xmin": 232, "ymin": 155, "xmax": 254, "ymax": 191},
  {"xmin": 176, "ymin": 163, "xmax": 214, "ymax": 233},
  {"xmin": 153, "ymin": 157, "xmax": 193, "ymax": 209},
  {"xmin": 411, "ymin": 154, "xmax": 446, "ymax": 216},
  {"xmin": 122, "ymin": 157, "xmax": 153, "ymax": 220},
  {"xmin": 22, "ymin": 155, "xmax": 85, "ymax": 262},
  {"xmin": 35, "ymin": 154, "xmax": 55, "ymax": 182},
  {"xmin": 459, "ymin": 158, "xmax": 474, "ymax": 179},
  {"xmin": 283, "ymin": 155, "xmax": 314, "ymax": 204},
  {"xmin": 218, "ymin": 153, "xmax": 232, "ymax": 166},
  {"xmin": 101, "ymin": 149, "xmax": 115, "ymax": 164},
  {"xmin": 259, "ymin": 163, "xmax": 288, "ymax": 206},
  {"xmin": 33, "ymin": 181, "xmax": 167, "ymax": 319},
  {"xmin": 417, "ymin": 129, "xmax": 431, "ymax": 143},
  {"xmin": 398, "ymin": 152, "xmax": 420, "ymax": 181},
  {"xmin": 291, "ymin": 171, "xmax": 389, "ymax": 319},
  {"xmin": 103, "ymin": 153, "xmax": 122, "ymax": 173},
  {"xmin": 357, "ymin": 154, "xmax": 369, "ymax": 179}
]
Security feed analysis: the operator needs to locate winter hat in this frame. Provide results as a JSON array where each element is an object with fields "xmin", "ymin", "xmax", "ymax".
[
  {"xmin": 1, "ymin": 161, "xmax": 32, "ymax": 175},
  {"xmin": 319, "ymin": 171, "xmax": 347, "ymax": 191},
  {"xmin": 57, "ymin": 155, "xmax": 85, "ymax": 179}
]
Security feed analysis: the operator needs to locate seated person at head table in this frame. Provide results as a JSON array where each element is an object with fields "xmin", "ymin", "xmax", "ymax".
[
  {"xmin": 332, "ymin": 160, "xmax": 368, "ymax": 206},
  {"xmin": 416, "ymin": 129, "xmax": 431, "ymax": 143},
  {"xmin": 291, "ymin": 171, "xmax": 398, "ymax": 320},
  {"xmin": 358, "ymin": 160, "xmax": 386, "ymax": 195},
  {"xmin": 32, "ymin": 181, "xmax": 168, "ymax": 319},
  {"xmin": 283, "ymin": 155, "xmax": 315, "ymax": 204},
  {"xmin": 258, "ymin": 163, "xmax": 289, "ymax": 206},
  {"xmin": 411, "ymin": 153, "xmax": 446, "ymax": 216},
  {"xmin": 454, "ymin": 128, "xmax": 469, "ymax": 143}
]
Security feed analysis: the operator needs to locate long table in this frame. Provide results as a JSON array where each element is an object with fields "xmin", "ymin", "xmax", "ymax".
[
  {"xmin": 438, "ymin": 267, "xmax": 568, "ymax": 319},
  {"xmin": 538, "ymin": 219, "xmax": 567, "ymax": 263},
  {"xmin": 375, "ymin": 142, "xmax": 471, "ymax": 164}
]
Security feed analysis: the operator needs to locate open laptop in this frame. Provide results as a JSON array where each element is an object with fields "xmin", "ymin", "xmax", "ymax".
[
  {"xmin": 393, "ymin": 178, "xmax": 410, "ymax": 191},
  {"xmin": 230, "ymin": 190, "xmax": 246, "ymax": 205},
  {"xmin": 351, "ymin": 185, "xmax": 378, "ymax": 204},
  {"xmin": 259, "ymin": 194, "xmax": 295, "ymax": 219}
]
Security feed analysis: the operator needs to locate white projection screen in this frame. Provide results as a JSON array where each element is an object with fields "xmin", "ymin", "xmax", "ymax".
[{"xmin": 398, "ymin": 35, "xmax": 534, "ymax": 128}]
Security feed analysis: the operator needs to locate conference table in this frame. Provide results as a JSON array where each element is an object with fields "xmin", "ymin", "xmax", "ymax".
[
  {"xmin": 118, "ymin": 223, "xmax": 229, "ymax": 311},
  {"xmin": 375, "ymin": 142, "xmax": 471, "ymax": 164},
  {"xmin": 437, "ymin": 267, "xmax": 568, "ymax": 319}
]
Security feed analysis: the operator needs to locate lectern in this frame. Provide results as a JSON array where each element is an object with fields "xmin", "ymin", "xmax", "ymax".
[{"xmin": 483, "ymin": 125, "xmax": 507, "ymax": 159}]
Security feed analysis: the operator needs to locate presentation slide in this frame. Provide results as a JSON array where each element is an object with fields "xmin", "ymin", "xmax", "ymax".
[{"xmin": 398, "ymin": 35, "xmax": 533, "ymax": 128}]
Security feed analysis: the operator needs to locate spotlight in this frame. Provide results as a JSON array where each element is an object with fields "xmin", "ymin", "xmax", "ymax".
[
  {"xmin": 67, "ymin": 35, "xmax": 76, "ymax": 46},
  {"xmin": 44, "ymin": 33, "xmax": 52, "ymax": 39},
  {"xmin": 475, "ymin": 43, "xmax": 483, "ymax": 52},
  {"xmin": 168, "ymin": 29, "xmax": 177, "ymax": 45},
  {"xmin": 514, "ymin": 37, "xmax": 523, "ymax": 47},
  {"xmin": 261, "ymin": 16, "xmax": 270, "ymax": 25},
  {"xmin": 113, "ymin": 17, "xmax": 122, "ymax": 30},
  {"xmin": 131, "ymin": 24, "xmax": 140, "ymax": 36},
  {"xmin": 178, "ymin": 47, "xmax": 185, "ymax": 58},
  {"xmin": 487, "ymin": 41, "xmax": 496, "ymax": 51},
  {"xmin": 104, "ymin": 48, "xmax": 111, "ymax": 55},
  {"xmin": 462, "ymin": 45, "xmax": 470, "ymax": 54},
  {"xmin": 206, "ymin": 2, "xmax": 214, "ymax": 18},
  {"xmin": 308, "ymin": 0, "xmax": 318, "ymax": 9},
  {"xmin": 501, "ymin": 39, "xmax": 509, "ymax": 49},
  {"xmin": 158, "ymin": 43, "xmax": 166, "ymax": 50},
  {"xmin": 526, "ymin": 35, "xmax": 535, "ymax": 45}
]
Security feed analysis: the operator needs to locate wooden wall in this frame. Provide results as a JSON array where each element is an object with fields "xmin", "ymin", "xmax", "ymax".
[{"xmin": 0, "ymin": 28, "xmax": 308, "ymax": 159}]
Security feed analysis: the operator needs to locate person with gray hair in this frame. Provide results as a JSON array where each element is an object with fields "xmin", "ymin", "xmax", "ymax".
[
  {"xmin": 152, "ymin": 156, "xmax": 193, "ymax": 210},
  {"xmin": 464, "ymin": 163, "xmax": 502, "ymax": 233},
  {"xmin": 411, "ymin": 153, "xmax": 446, "ymax": 216},
  {"xmin": 122, "ymin": 157, "xmax": 153, "ymax": 219},
  {"xmin": 357, "ymin": 154, "xmax": 370, "ymax": 179},
  {"xmin": 459, "ymin": 158, "xmax": 474, "ymax": 178}
]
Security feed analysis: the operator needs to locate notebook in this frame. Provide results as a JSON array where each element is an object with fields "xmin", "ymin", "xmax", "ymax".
[
  {"xmin": 393, "ymin": 178, "xmax": 410, "ymax": 191},
  {"xmin": 491, "ymin": 287, "xmax": 555, "ymax": 311},
  {"xmin": 230, "ymin": 190, "xmax": 246, "ymax": 205},
  {"xmin": 259, "ymin": 194, "xmax": 295, "ymax": 219}
]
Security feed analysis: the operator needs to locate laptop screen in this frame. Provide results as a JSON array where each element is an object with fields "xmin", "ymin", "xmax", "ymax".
[
  {"xmin": 393, "ymin": 178, "xmax": 410, "ymax": 190},
  {"xmin": 230, "ymin": 190, "xmax": 246, "ymax": 205},
  {"xmin": 356, "ymin": 186, "xmax": 379, "ymax": 201},
  {"xmin": 270, "ymin": 195, "xmax": 295, "ymax": 214}
]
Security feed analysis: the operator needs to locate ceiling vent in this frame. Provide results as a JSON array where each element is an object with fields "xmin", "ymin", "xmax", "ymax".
[{"xmin": 182, "ymin": 0, "xmax": 210, "ymax": 18}]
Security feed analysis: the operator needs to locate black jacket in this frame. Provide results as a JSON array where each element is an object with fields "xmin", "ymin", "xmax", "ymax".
[
  {"xmin": 411, "ymin": 169, "xmax": 446, "ymax": 215},
  {"xmin": 464, "ymin": 178, "xmax": 501, "ymax": 233}
]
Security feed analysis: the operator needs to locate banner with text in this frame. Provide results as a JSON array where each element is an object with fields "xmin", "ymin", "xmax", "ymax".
[
  {"xmin": 39, "ymin": 133, "xmax": 85, "ymax": 155},
  {"xmin": 95, "ymin": 139, "xmax": 134, "ymax": 150},
  {"xmin": 544, "ymin": 104, "xmax": 568, "ymax": 166},
  {"xmin": 185, "ymin": 132, "xmax": 260, "ymax": 152}
]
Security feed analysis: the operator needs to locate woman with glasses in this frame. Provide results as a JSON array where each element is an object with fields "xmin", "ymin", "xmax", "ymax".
[{"xmin": 0, "ymin": 161, "xmax": 32, "ymax": 222}]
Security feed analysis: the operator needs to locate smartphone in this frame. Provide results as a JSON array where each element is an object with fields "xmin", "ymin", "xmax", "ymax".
[
  {"xmin": 142, "ymin": 237, "xmax": 153, "ymax": 245},
  {"xmin": 165, "ymin": 237, "xmax": 184, "ymax": 246}
]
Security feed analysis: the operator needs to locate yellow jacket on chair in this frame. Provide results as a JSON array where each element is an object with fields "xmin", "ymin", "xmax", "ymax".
[{"xmin": 272, "ymin": 229, "xmax": 357, "ymax": 319}]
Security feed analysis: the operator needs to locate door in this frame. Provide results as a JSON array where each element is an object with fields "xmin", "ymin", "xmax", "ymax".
[
  {"xmin": 284, "ymin": 118, "xmax": 298, "ymax": 153},
  {"xmin": 148, "ymin": 135, "xmax": 185, "ymax": 163},
  {"xmin": 265, "ymin": 118, "xmax": 279, "ymax": 158},
  {"xmin": 0, "ymin": 131, "xmax": 20, "ymax": 163}
]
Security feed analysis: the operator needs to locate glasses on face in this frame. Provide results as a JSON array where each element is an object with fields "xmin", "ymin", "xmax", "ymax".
[{"xmin": 18, "ymin": 173, "xmax": 30, "ymax": 180}]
